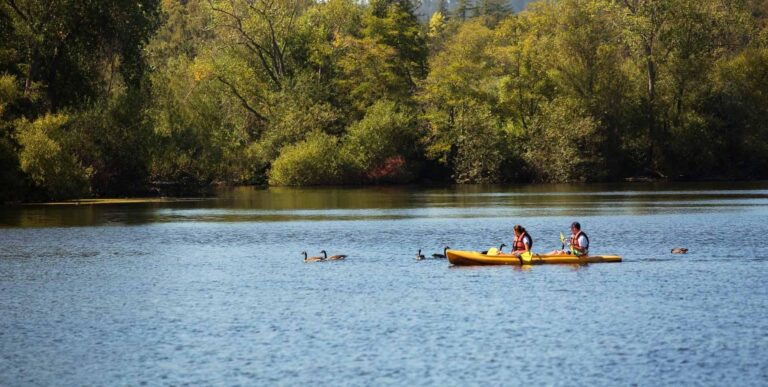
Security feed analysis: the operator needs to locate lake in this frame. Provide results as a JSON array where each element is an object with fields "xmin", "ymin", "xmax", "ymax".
[{"xmin": 1, "ymin": 183, "xmax": 767, "ymax": 385}]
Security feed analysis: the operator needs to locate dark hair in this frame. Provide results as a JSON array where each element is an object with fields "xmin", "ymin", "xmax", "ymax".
[
  {"xmin": 571, "ymin": 222, "xmax": 581, "ymax": 230},
  {"xmin": 514, "ymin": 224, "xmax": 526, "ymax": 233}
]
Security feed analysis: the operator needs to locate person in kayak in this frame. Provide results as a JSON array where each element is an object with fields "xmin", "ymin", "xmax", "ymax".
[
  {"xmin": 511, "ymin": 225, "xmax": 533, "ymax": 254},
  {"xmin": 548, "ymin": 222, "xmax": 589, "ymax": 256}
]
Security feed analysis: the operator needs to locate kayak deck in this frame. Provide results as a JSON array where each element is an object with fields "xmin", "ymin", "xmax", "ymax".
[{"xmin": 447, "ymin": 250, "xmax": 622, "ymax": 266}]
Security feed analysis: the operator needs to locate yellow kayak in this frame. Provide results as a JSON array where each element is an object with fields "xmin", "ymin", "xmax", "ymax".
[{"xmin": 446, "ymin": 250, "xmax": 622, "ymax": 266}]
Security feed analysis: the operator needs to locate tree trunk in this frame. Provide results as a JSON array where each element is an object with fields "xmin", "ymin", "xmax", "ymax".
[{"xmin": 645, "ymin": 42, "xmax": 658, "ymax": 172}]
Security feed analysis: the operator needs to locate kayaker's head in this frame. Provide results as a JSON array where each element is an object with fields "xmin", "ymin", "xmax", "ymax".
[
  {"xmin": 570, "ymin": 221, "xmax": 581, "ymax": 234},
  {"xmin": 513, "ymin": 224, "xmax": 526, "ymax": 236}
]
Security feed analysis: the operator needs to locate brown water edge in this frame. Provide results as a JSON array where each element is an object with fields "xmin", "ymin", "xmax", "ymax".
[{"xmin": 22, "ymin": 198, "xmax": 208, "ymax": 206}]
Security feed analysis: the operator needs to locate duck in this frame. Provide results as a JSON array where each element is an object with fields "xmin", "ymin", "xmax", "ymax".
[
  {"xmin": 671, "ymin": 248, "xmax": 688, "ymax": 254},
  {"xmin": 321, "ymin": 250, "xmax": 347, "ymax": 260},
  {"xmin": 302, "ymin": 251, "xmax": 324, "ymax": 262},
  {"xmin": 432, "ymin": 246, "xmax": 450, "ymax": 259},
  {"xmin": 416, "ymin": 249, "xmax": 425, "ymax": 260}
]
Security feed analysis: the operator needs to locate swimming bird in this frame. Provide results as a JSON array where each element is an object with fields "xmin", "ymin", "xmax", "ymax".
[
  {"xmin": 498, "ymin": 243, "xmax": 507, "ymax": 253},
  {"xmin": 303, "ymin": 251, "xmax": 324, "ymax": 262},
  {"xmin": 321, "ymin": 250, "xmax": 347, "ymax": 260},
  {"xmin": 671, "ymin": 248, "xmax": 688, "ymax": 254},
  {"xmin": 416, "ymin": 249, "xmax": 425, "ymax": 260},
  {"xmin": 432, "ymin": 246, "xmax": 450, "ymax": 259}
]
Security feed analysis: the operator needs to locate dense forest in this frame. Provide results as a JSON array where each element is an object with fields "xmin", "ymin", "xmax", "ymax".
[{"xmin": 2, "ymin": 0, "xmax": 768, "ymax": 201}]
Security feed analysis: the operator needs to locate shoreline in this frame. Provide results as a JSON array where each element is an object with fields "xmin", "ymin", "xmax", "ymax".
[
  {"xmin": 15, "ymin": 198, "xmax": 210, "ymax": 206},
  {"xmin": 6, "ymin": 179, "xmax": 768, "ymax": 206}
]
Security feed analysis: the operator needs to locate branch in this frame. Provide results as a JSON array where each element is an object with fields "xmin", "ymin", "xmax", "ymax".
[
  {"xmin": 3, "ymin": 0, "xmax": 29, "ymax": 23},
  {"xmin": 215, "ymin": 75, "xmax": 267, "ymax": 122},
  {"xmin": 208, "ymin": 0, "xmax": 282, "ymax": 87}
]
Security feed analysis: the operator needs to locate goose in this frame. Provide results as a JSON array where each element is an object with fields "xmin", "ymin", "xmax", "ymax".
[
  {"xmin": 321, "ymin": 250, "xmax": 347, "ymax": 260},
  {"xmin": 416, "ymin": 249, "xmax": 425, "ymax": 260},
  {"xmin": 498, "ymin": 243, "xmax": 507, "ymax": 253},
  {"xmin": 432, "ymin": 246, "xmax": 450, "ymax": 259},
  {"xmin": 671, "ymin": 248, "xmax": 688, "ymax": 254},
  {"xmin": 302, "ymin": 251, "xmax": 324, "ymax": 262}
]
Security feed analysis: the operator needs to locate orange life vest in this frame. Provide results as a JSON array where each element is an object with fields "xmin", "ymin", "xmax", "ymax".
[
  {"xmin": 570, "ymin": 231, "xmax": 589, "ymax": 253},
  {"xmin": 513, "ymin": 232, "xmax": 533, "ymax": 251}
]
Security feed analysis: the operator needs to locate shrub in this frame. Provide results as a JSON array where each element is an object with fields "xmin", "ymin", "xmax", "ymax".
[
  {"xmin": 268, "ymin": 131, "xmax": 350, "ymax": 186},
  {"xmin": 343, "ymin": 100, "xmax": 418, "ymax": 183}
]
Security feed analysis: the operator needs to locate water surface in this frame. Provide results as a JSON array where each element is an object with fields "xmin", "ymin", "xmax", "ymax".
[{"xmin": 1, "ymin": 183, "xmax": 767, "ymax": 385}]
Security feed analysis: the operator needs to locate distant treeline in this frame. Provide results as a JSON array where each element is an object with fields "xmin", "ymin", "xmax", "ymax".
[{"xmin": 2, "ymin": 0, "xmax": 768, "ymax": 201}]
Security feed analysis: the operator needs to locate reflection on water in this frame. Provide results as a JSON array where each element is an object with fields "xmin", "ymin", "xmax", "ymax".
[
  {"xmin": 1, "ymin": 182, "xmax": 768, "ymax": 385},
  {"xmin": 3, "ymin": 182, "xmax": 768, "ymax": 227}
]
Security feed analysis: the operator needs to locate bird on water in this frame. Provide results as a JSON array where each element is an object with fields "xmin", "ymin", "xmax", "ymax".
[
  {"xmin": 303, "ymin": 251, "xmax": 324, "ymax": 262},
  {"xmin": 432, "ymin": 246, "xmax": 450, "ymax": 259},
  {"xmin": 321, "ymin": 250, "xmax": 347, "ymax": 260}
]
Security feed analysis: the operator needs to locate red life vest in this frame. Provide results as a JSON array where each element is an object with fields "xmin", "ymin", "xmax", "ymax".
[
  {"xmin": 513, "ymin": 232, "xmax": 533, "ymax": 251},
  {"xmin": 570, "ymin": 231, "xmax": 589, "ymax": 253}
]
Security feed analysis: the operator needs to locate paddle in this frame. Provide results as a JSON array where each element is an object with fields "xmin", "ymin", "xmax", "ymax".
[
  {"xmin": 520, "ymin": 249, "xmax": 532, "ymax": 264},
  {"xmin": 517, "ymin": 238, "xmax": 532, "ymax": 264},
  {"xmin": 559, "ymin": 232, "xmax": 566, "ymax": 251}
]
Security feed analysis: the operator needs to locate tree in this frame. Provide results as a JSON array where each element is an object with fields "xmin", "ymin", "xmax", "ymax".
[
  {"xmin": 429, "ymin": 11, "xmax": 447, "ymax": 39},
  {"xmin": 14, "ymin": 114, "xmax": 92, "ymax": 199},
  {"xmin": 364, "ymin": 0, "xmax": 428, "ymax": 88},
  {"xmin": 0, "ymin": 0, "xmax": 161, "ymax": 199},
  {"xmin": 0, "ymin": 0, "xmax": 160, "ymax": 108},
  {"xmin": 420, "ymin": 20, "xmax": 517, "ymax": 182},
  {"xmin": 710, "ymin": 48, "xmax": 768, "ymax": 178}
]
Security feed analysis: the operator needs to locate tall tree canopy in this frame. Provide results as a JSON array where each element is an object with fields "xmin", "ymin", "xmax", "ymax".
[{"xmin": 1, "ymin": 0, "xmax": 767, "ymax": 201}]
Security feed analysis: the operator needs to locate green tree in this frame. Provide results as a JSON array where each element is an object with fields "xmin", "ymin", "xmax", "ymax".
[
  {"xmin": 14, "ymin": 114, "xmax": 92, "ymax": 199},
  {"xmin": 0, "ymin": 74, "xmax": 24, "ymax": 201},
  {"xmin": 365, "ymin": 0, "xmax": 428, "ymax": 87},
  {"xmin": 420, "ymin": 20, "xmax": 518, "ymax": 182},
  {"xmin": 710, "ymin": 48, "xmax": 768, "ymax": 178},
  {"xmin": 523, "ymin": 98, "xmax": 605, "ymax": 182},
  {"xmin": 0, "ymin": 0, "xmax": 161, "ymax": 108}
]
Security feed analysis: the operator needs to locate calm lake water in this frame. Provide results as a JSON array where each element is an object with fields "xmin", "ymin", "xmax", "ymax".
[{"xmin": 2, "ymin": 183, "xmax": 768, "ymax": 386}]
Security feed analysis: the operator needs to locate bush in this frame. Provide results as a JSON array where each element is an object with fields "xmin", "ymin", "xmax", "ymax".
[
  {"xmin": 15, "ymin": 114, "xmax": 92, "ymax": 199},
  {"xmin": 343, "ymin": 100, "xmax": 418, "ymax": 183},
  {"xmin": 268, "ymin": 131, "xmax": 350, "ymax": 186}
]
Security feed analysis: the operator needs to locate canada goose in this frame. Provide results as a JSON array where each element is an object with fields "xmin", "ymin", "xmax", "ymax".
[
  {"xmin": 432, "ymin": 246, "xmax": 450, "ymax": 259},
  {"xmin": 416, "ymin": 249, "xmax": 425, "ymax": 260},
  {"xmin": 499, "ymin": 243, "xmax": 507, "ymax": 253},
  {"xmin": 671, "ymin": 248, "xmax": 688, "ymax": 254},
  {"xmin": 321, "ymin": 250, "xmax": 347, "ymax": 260},
  {"xmin": 302, "ymin": 251, "xmax": 324, "ymax": 262}
]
